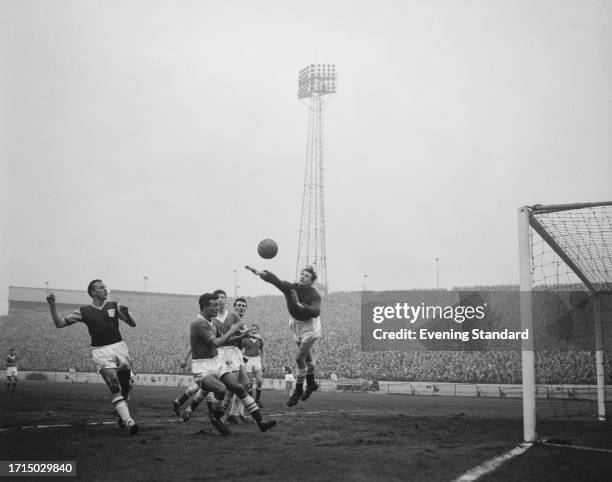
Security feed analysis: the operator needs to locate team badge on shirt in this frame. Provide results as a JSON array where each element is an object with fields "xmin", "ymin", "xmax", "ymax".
[{"xmin": 107, "ymin": 309, "xmax": 116, "ymax": 317}]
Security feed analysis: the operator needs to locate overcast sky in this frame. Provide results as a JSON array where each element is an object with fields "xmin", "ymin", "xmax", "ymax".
[{"xmin": 1, "ymin": 0, "xmax": 611, "ymax": 298}]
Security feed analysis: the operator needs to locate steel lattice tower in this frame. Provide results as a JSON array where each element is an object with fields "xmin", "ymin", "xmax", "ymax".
[{"xmin": 296, "ymin": 64, "xmax": 336, "ymax": 294}]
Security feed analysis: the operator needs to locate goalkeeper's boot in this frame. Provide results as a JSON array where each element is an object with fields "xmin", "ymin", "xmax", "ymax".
[{"xmin": 301, "ymin": 382, "xmax": 319, "ymax": 401}]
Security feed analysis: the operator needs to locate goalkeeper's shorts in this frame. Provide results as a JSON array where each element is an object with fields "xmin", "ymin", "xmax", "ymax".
[{"xmin": 290, "ymin": 317, "xmax": 321, "ymax": 343}]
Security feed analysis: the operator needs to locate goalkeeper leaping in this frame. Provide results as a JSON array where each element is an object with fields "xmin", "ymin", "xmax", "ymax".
[{"xmin": 246, "ymin": 265, "xmax": 322, "ymax": 407}]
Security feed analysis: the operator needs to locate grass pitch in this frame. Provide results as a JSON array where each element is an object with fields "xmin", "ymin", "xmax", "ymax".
[{"xmin": 1, "ymin": 382, "xmax": 610, "ymax": 481}]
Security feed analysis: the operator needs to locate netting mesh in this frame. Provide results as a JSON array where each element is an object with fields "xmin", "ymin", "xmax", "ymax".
[
  {"xmin": 530, "ymin": 204, "xmax": 612, "ymax": 292},
  {"xmin": 528, "ymin": 203, "xmax": 612, "ymax": 420}
]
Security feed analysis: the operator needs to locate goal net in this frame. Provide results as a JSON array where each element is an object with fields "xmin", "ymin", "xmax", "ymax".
[{"xmin": 518, "ymin": 202, "xmax": 612, "ymax": 442}]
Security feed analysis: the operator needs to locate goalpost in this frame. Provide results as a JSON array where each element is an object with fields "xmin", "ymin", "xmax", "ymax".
[{"xmin": 518, "ymin": 201, "xmax": 612, "ymax": 442}]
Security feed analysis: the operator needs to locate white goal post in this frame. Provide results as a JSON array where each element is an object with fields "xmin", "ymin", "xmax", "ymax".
[{"xmin": 518, "ymin": 201, "xmax": 612, "ymax": 442}]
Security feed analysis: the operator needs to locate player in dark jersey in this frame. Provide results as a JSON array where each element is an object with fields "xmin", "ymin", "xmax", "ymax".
[
  {"xmin": 242, "ymin": 323, "xmax": 265, "ymax": 408},
  {"xmin": 6, "ymin": 349, "xmax": 18, "ymax": 391},
  {"xmin": 231, "ymin": 299, "xmax": 251, "ymax": 404},
  {"xmin": 174, "ymin": 294, "xmax": 249, "ymax": 422},
  {"xmin": 246, "ymin": 265, "xmax": 322, "ymax": 407},
  {"xmin": 189, "ymin": 292, "xmax": 276, "ymax": 435},
  {"xmin": 46, "ymin": 279, "xmax": 139, "ymax": 435},
  {"xmin": 211, "ymin": 291, "xmax": 251, "ymax": 423}
]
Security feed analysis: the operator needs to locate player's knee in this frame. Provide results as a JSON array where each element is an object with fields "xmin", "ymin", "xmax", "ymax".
[
  {"xmin": 296, "ymin": 349, "xmax": 311, "ymax": 364},
  {"xmin": 223, "ymin": 377, "xmax": 245, "ymax": 396},
  {"xmin": 107, "ymin": 378, "xmax": 121, "ymax": 394}
]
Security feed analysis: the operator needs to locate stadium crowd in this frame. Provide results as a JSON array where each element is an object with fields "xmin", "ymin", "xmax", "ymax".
[{"xmin": 2, "ymin": 289, "xmax": 610, "ymax": 385}]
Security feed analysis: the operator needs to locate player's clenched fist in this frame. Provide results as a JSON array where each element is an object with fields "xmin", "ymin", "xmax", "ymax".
[{"xmin": 46, "ymin": 293, "xmax": 56, "ymax": 304}]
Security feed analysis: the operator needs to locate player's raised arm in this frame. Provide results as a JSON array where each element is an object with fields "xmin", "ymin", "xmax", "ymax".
[
  {"xmin": 118, "ymin": 304, "xmax": 137, "ymax": 327},
  {"xmin": 246, "ymin": 266, "xmax": 292, "ymax": 293},
  {"xmin": 245, "ymin": 265, "xmax": 263, "ymax": 276},
  {"xmin": 46, "ymin": 293, "xmax": 70, "ymax": 328}
]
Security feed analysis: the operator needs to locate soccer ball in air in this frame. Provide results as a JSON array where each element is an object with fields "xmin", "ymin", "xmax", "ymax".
[{"xmin": 257, "ymin": 239, "xmax": 278, "ymax": 259}]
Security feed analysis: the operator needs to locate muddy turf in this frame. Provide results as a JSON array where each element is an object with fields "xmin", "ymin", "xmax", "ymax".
[{"xmin": 0, "ymin": 382, "xmax": 610, "ymax": 481}]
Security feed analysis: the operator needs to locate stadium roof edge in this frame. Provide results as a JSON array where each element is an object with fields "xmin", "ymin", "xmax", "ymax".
[{"xmin": 8, "ymin": 285, "xmax": 199, "ymax": 302}]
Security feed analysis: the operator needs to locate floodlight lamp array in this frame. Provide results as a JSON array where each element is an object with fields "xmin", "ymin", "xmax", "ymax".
[{"xmin": 298, "ymin": 63, "xmax": 337, "ymax": 99}]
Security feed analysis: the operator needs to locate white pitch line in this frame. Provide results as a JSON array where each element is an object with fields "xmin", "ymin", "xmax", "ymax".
[
  {"xmin": 0, "ymin": 421, "xmax": 116, "ymax": 432},
  {"xmin": 268, "ymin": 409, "xmax": 368, "ymax": 417},
  {"xmin": 453, "ymin": 443, "xmax": 533, "ymax": 482},
  {"xmin": 541, "ymin": 441, "xmax": 612, "ymax": 454}
]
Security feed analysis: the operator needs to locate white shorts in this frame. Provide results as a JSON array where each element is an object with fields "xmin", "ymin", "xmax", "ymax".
[
  {"xmin": 192, "ymin": 356, "xmax": 230, "ymax": 382},
  {"xmin": 92, "ymin": 341, "xmax": 131, "ymax": 372},
  {"xmin": 6, "ymin": 367, "xmax": 18, "ymax": 378},
  {"xmin": 245, "ymin": 355, "xmax": 262, "ymax": 373},
  {"xmin": 218, "ymin": 346, "xmax": 244, "ymax": 372},
  {"xmin": 289, "ymin": 317, "xmax": 322, "ymax": 343}
]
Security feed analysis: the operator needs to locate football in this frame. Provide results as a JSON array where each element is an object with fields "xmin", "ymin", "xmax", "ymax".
[{"xmin": 257, "ymin": 238, "xmax": 278, "ymax": 259}]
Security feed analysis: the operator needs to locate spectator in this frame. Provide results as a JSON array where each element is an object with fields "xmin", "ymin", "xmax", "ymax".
[{"xmin": 330, "ymin": 371, "xmax": 338, "ymax": 393}]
